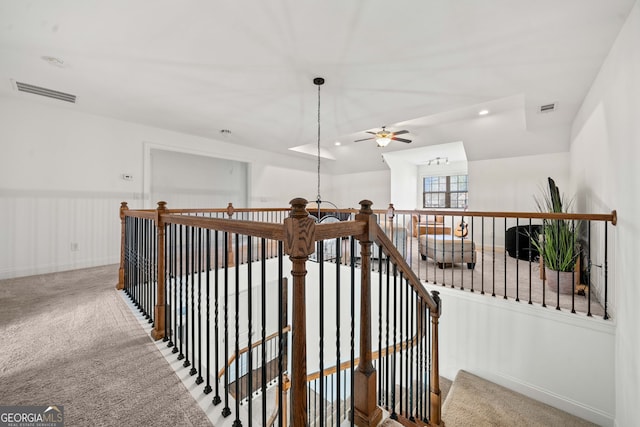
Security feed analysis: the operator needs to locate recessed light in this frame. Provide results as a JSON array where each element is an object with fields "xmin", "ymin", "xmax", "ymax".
[
  {"xmin": 478, "ymin": 109, "xmax": 490, "ymax": 116},
  {"xmin": 334, "ymin": 141, "xmax": 341, "ymax": 146}
]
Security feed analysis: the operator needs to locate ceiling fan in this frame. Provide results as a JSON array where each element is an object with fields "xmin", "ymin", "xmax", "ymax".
[{"xmin": 354, "ymin": 126, "xmax": 412, "ymax": 147}]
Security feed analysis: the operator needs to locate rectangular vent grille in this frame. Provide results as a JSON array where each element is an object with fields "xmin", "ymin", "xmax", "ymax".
[
  {"xmin": 15, "ymin": 81, "xmax": 76, "ymax": 103},
  {"xmin": 539, "ymin": 103, "xmax": 556, "ymax": 113}
]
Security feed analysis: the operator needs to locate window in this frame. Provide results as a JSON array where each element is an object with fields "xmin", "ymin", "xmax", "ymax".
[{"xmin": 423, "ymin": 175, "xmax": 468, "ymax": 208}]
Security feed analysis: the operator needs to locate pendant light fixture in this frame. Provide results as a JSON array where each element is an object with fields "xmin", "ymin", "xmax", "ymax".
[{"xmin": 311, "ymin": 77, "xmax": 338, "ymax": 220}]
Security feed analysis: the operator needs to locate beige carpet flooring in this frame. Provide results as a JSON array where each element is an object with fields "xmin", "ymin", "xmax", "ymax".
[
  {"xmin": 0, "ymin": 264, "xmax": 212, "ymax": 427},
  {"xmin": 441, "ymin": 370, "xmax": 597, "ymax": 427}
]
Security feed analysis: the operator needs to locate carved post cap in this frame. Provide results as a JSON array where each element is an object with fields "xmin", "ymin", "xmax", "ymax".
[
  {"xmin": 289, "ymin": 198, "xmax": 309, "ymax": 218},
  {"xmin": 120, "ymin": 201, "xmax": 129, "ymax": 210},
  {"xmin": 430, "ymin": 290, "xmax": 442, "ymax": 316},
  {"xmin": 359, "ymin": 200, "xmax": 373, "ymax": 215},
  {"xmin": 157, "ymin": 201, "xmax": 167, "ymax": 210},
  {"xmin": 386, "ymin": 203, "xmax": 395, "ymax": 219},
  {"xmin": 227, "ymin": 202, "xmax": 235, "ymax": 218}
]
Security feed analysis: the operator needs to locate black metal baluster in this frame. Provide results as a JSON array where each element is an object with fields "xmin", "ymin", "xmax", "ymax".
[
  {"xmin": 164, "ymin": 223, "xmax": 173, "ymax": 346},
  {"xmin": 171, "ymin": 224, "xmax": 179, "ymax": 353},
  {"xmin": 188, "ymin": 227, "xmax": 196, "ymax": 373},
  {"xmin": 152, "ymin": 218, "xmax": 157, "ymax": 324},
  {"xmin": 204, "ymin": 229, "xmax": 212, "ymax": 394},
  {"xmin": 233, "ymin": 233, "xmax": 241, "ymax": 427},
  {"xmin": 222, "ymin": 231, "xmax": 231, "ymax": 417},
  {"xmin": 145, "ymin": 218, "xmax": 149, "ymax": 317},
  {"xmin": 247, "ymin": 237, "xmax": 253, "ymax": 424},
  {"xmin": 277, "ymin": 241, "xmax": 284, "ymax": 427},
  {"xmin": 213, "ymin": 230, "xmax": 222, "ymax": 404},
  {"xmin": 470, "ymin": 216, "xmax": 475, "ymax": 293},
  {"xmin": 261, "ymin": 238, "xmax": 267, "ymax": 427},
  {"xmin": 542, "ymin": 221, "xmax": 547, "ymax": 308},
  {"xmin": 385, "ymin": 256, "xmax": 391, "ymax": 411},
  {"xmin": 335, "ymin": 237, "xmax": 341, "ymax": 424},
  {"xmin": 350, "ymin": 237, "xmax": 355, "ymax": 426},
  {"xmin": 556, "ymin": 220, "xmax": 561, "ymax": 311},
  {"xmin": 528, "ymin": 219, "xmax": 533, "ymax": 305},
  {"xmin": 504, "ymin": 218, "xmax": 520, "ymax": 302},
  {"xmin": 492, "ymin": 217, "xmax": 496, "ymax": 297},
  {"xmin": 399, "ymin": 270, "xmax": 404, "ymax": 417},
  {"xmin": 196, "ymin": 228, "xmax": 204, "ymax": 384},
  {"xmin": 481, "ymin": 217, "xmax": 485, "ymax": 295},
  {"xmin": 319, "ymin": 240, "xmax": 325, "ymax": 427},
  {"xmin": 390, "ymin": 266, "xmax": 398, "ymax": 421},
  {"xmin": 459, "ymin": 216, "xmax": 464, "ymax": 290},
  {"xmin": 183, "ymin": 226, "xmax": 191, "ymax": 369},
  {"xmin": 378, "ymin": 249, "xmax": 383, "ymax": 406},
  {"xmin": 571, "ymin": 220, "xmax": 576, "ymax": 314},
  {"xmin": 604, "ymin": 222, "xmax": 609, "ymax": 320},
  {"xmin": 133, "ymin": 217, "xmax": 139, "ymax": 309},
  {"xmin": 587, "ymin": 222, "xmax": 592, "ymax": 317},
  {"xmin": 504, "ymin": 217, "xmax": 508, "ymax": 300},
  {"xmin": 409, "ymin": 286, "xmax": 415, "ymax": 422},
  {"xmin": 178, "ymin": 225, "xmax": 185, "ymax": 361},
  {"xmin": 420, "ymin": 298, "xmax": 430, "ymax": 423}
]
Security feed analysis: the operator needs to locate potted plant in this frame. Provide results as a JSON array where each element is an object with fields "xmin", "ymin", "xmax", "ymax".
[{"xmin": 531, "ymin": 177, "xmax": 580, "ymax": 294}]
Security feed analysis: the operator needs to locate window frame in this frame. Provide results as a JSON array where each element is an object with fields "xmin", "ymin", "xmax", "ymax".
[{"xmin": 422, "ymin": 174, "xmax": 468, "ymax": 209}]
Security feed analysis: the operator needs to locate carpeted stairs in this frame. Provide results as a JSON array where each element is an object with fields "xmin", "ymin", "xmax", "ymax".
[{"xmin": 379, "ymin": 371, "xmax": 596, "ymax": 427}]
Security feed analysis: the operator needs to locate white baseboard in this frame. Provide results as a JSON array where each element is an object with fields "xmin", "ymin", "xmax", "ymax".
[{"xmin": 0, "ymin": 257, "xmax": 119, "ymax": 280}]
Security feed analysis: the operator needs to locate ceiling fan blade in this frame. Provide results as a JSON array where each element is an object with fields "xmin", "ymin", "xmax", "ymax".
[
  {"xmin": 354, "ymin": 137, "xmax": 375, "ymax": 142},
  {"xmin": 392, "ymin": 130, "xmax": 409, "ymax": 136},
  {"xmin": 365, "ymin": 131, "xmax": 378, "ymax": 135},
  {"xmin": 393, "ymin": 137, "xmax": 412, "ymax": 143}
]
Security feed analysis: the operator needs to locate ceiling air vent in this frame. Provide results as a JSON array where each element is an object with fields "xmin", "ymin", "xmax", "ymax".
[
  {"xmin": 14, "ymin": 81, "xmax": 76, "ymax": 103},
  {"xmin": 539, "ymin": 102, "xmax": 557, "ymax": 113}
]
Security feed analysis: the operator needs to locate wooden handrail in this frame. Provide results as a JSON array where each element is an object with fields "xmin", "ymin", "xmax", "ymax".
[
  {"xmin": 217, "ymin": 325, "xmax": 291, "ymax": 379},
  {"xmin": 162, "ymin": 214, "xmax": 286, "ymax": 241},
  {"xmin": 125, "ymin": 204, "xmax": 617, "ymax": 226},
  {"xmin": 392, "ymin": 208, "xmax": 617, "ymax": 225},
  {"xmin": 122, "ymin": 210, "xmax": 156, "ymax": 220}
]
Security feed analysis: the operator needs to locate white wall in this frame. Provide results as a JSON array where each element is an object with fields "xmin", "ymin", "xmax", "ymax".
[
  {"xmin": 150, "ymin": 149, "xmax": 248, "ymax": 208},
  {"xmin": 383, "ymin": 153, "xmax": 417, "ymax": 210},
  {"xmin": 430, "ymin": 284, "xmax": 615, "ymax": 426},
  {"xmin": 0, "ymin": 96, "xmax": 322, "ymax": 279},
  {"xmin": 468, "ymin": 153, "xmax": 570, "ymax": 213},
  {"xmin": 569, "ymin": 2, "xmax": 640, "ymax": 425},
  {"xmin": 329, "ymin": 169, "xmax": 390, "ymax": 210}
]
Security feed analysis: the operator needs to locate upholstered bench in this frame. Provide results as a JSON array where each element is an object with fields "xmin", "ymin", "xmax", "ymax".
[{"xmin": 419, "ymin": 234, "xmax": 476, "ymax": 269}]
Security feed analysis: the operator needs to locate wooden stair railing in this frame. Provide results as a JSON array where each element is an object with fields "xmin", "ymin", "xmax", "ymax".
[
  {"xmin": 117, "ymin": 198, "xmax": 443, "ymax": 426},
  {"xmin": 369, "ymin": 212, "xmax": 442, "ymax": 426}
]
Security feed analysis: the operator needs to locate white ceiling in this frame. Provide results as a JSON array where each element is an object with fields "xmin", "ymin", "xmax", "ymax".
[{"xmin": 0, "ymin": 1, "xmax": 634, "ymax": 174}]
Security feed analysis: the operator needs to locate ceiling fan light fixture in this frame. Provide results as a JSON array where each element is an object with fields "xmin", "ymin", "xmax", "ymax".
[{"xmin": 376, "ymin": 137, "xmax": 392, "ymax": 147}]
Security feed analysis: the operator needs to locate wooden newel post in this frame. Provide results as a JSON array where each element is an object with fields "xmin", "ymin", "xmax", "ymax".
[
  {"xmin": 430, "ymin": 290, "xmax": 444, "ymax": 426},
  {"xmin": 151, "ymin": 201, "xmax": 167, "ymax": 341},
  {"xmin": 283, "ymin": 197, "xmax": 315, "ymax": 427},
  {"xmin": 116, "ymin": 202, "xmax": 129, "ymax": 290},
  {"xmin": 354, "ymin": 200, "xmax": 383, "ymax": 427}
]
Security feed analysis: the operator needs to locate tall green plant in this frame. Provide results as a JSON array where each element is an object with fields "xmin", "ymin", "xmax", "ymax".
[{"xmin": 532, "ymin": 177, "xmax": 579, "ymax": 272}]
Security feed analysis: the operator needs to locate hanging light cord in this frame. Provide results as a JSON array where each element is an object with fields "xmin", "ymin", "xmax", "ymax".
[{"xmin": 316, "ymin": 80, "xmax": 322, "ymax": 204}]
